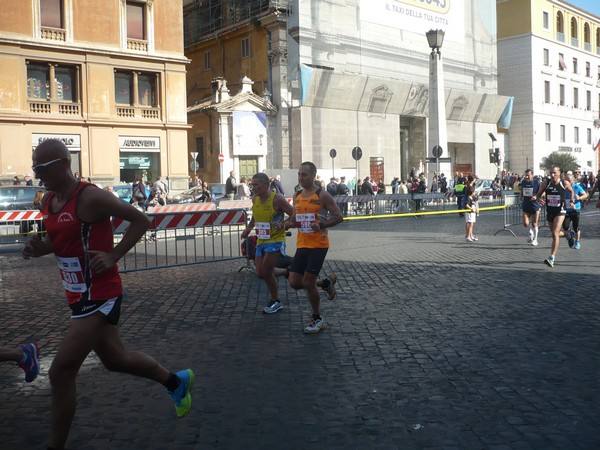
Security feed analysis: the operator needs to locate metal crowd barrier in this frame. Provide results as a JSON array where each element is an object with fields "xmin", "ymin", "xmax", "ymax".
[
  {"xmin": 334, "ymin": 192, "xmax": 502, "ymax": 216},
  {"xmin": 0, "ymin": 210, "xmax": 45, "ymax": 244},
  {"xmin": 495, "ymin": 194, "xmax": 547, "ymax": 236},
  {"xmin": 113, "ymin": 208, "xmax": 249, "ymax": 273}
]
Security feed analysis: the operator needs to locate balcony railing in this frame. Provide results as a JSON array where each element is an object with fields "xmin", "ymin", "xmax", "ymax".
[
  {"xmin": 41, "ymin": 26, "xmax": 66, "ymax": 41},
  {"xmin": 557, "ymin": 32, "xmax": 565, "ymax": 42},
  {"xmin": 29, "ymin": 100, "xmax": 80, "ymax": 115},
  {"xmin": 127, "ymin": 38, "xmax": 148, "ymax": 52},
  {"xmin": 116, "ymin": 105, "xmax": 160, "ymax": 120},
  {"xmin": 571, "ymin": 37, "xmax": 579, "ymax": 47}
]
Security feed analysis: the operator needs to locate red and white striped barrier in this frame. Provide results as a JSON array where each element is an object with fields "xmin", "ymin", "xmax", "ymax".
[
  {"xmin": 218, "ymin": 199, "xmax": 252, "ymax": 209},
  {"xmin": 0, "ymin": 210, "xmax": 43, "ymax": 221},
  {"xmin": 112, "ymin": 209, "xmax": 247, "ymax": 233},
  {"xmin": 150, "ymin": 203, "xmax": 216, "ymax": 213}
]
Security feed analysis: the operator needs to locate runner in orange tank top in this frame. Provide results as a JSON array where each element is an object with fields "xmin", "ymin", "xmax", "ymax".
[{"xmin": 284, "ymin": 162, "xmax": 343, "ymax": 334}]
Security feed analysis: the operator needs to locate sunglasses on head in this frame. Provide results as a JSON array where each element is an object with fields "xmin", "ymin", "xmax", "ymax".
[{"xmin": 32, "ymin": 157, "xmax": 66, "ymax": 175}]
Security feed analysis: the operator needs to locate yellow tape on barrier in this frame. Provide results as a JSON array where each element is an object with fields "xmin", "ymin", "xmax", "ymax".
[{"xmin": 343, "ymin": 205, "xmax": 507, "ymax": 221}]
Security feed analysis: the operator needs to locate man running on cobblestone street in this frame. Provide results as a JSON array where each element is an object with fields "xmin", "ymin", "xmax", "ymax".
[
  {"xmin": 241, "ymin": 172, "xmax": 294, "ymax": 314},
  {"xmin": 284, "ymin": 162, "xmax": 343, "ymax": 334},
  {"xmin": 532, "ymin": 165, "xmax": 576, "ymax": 268},
  {"xmin": 22, "ymin": 139, "xmax": 194, "ymax": 450},
  {"xmin": 520, "ymin": 169, "xmax": 541, "ymax": 246}
]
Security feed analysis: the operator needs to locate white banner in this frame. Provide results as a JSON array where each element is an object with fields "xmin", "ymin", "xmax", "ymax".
[
  {"xmin": 32, "ymin": 133, "xmax": 81, "ymax": 149},
  {"xmin": 232, "ymin": 112, "xmax": 267, "ymax": 156},
  {"xmin": 119, "ymin": 136, "xmax": 160, "ymax": 152},
  {"xmin": 360, "ymin": 0, "xmax": 465, "ymax": 44}
]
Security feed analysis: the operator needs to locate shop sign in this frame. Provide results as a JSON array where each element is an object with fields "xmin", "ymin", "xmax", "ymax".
[
  {"xmin": 119, "ymin": 136, "xmax": 160, "ymax": 152},
  {"xmin": 32, "ymin": 133, "xmax": 81, "ymax": 149}
]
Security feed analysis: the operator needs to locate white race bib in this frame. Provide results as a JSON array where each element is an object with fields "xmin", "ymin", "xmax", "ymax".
[
  {"xmin": 522, "ymin": 187, "xmax": 533, "ymax": 197},
  {"xmin": 255, "ymin": 222, "xmax": 271, "ymax": 240},
  {"xmin": 56, "ymin": 256, "xmax": 87, "ymax": 293},
  {"xmin": 296, "ymin": 213, "xmax": 316, "ymax": 233},
  {"xmin": 547, "ymin": 194, "xmax": 561, "ymax": 207}
]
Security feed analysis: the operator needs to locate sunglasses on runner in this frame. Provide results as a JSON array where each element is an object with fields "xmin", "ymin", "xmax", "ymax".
[{"xmin": 32, "ymin": 157, "xmax": 66, "ymax": 175}]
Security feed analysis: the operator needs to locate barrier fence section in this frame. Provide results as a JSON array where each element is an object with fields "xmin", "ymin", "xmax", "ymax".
[
  {"xmin": 112, "ymin": 208, "xmax": 249, "ymax": 273},
  {"xmin": 334, "ymin": 192, "xmax": 503, "ymax": 216},
  {"xmin": 0, "ymin": 210, "xmax": 44, "ymax": 244},
  {"xmin": 495, "ymin": 194, "xmax": 547, "ymax": 236}
]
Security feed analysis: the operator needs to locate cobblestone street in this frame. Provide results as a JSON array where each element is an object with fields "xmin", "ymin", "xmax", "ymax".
[{"xmin": 1, "ymin": 210, "xmax": 599, "ymax": 449}]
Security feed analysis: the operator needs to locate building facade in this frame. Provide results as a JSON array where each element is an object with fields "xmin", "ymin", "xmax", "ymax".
[
  {"xmin": 498, "ymin": 0, "xmax": 600, "ymax": 175},
  {"xmin": 185, "ymin": 0, "xmax": 510, "ymax": 184},
  {"xmin": 0, "ymin": 0, "xmax": 190, "ymax": 189}
]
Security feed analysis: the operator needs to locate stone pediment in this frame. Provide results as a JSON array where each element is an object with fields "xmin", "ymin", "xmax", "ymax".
[{"xmin": 188, "ymin": 91, "xmax": 277, "ymax": 115}]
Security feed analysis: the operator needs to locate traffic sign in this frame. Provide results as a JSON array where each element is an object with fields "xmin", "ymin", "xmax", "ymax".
[
  {"xmin": 190, "ymin": 161, "xmax": 199, "ymax": 171},
  {"xmin": 218, "ymin": 153, "xmax": 225, "ymax": 163},
  {"xmin": 351, "ymin": 146, "xmax": 363, "ymax": 161},
  {"xmin": 432, "ymin": 145, "xmax": 443, "ymax": 158},
  {"xmin": 329, "ymin": 148, "xmax": 337, "ymax": 158}
]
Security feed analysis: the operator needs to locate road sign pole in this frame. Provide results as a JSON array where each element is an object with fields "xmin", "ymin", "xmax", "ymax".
[{"xmin": 190, "ymin": 152, "xmax": 198, "ymax": 180}]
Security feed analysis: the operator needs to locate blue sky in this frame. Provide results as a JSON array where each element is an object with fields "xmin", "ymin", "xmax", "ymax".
[{"xmin": 568, "ymin": 0, "xmax": 600, "ymax": 17}]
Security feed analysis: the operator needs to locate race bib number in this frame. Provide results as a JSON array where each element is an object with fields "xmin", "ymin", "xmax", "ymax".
[
  {"xmin": 547, "ymin": 194, "xmax": 561, "ymax": 207},
  {"xmin": 56, "ymin": 256, "xmax": 87, "ymax": 293},
  {"xmin": 522, "ymin": 187, "xmax": 533, "ymax": 197},
  {"xmin": 296, "ymin": 213, "xmax": 316, "ymax": 233},
  {"xmin": 255, "ymin": 222, "xmax": 271, "ymax": 240}
]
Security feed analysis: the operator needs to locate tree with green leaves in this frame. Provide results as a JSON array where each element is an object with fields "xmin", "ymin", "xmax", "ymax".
[{"xmin": 539, "ymin": 152, "xmax": 580, "ymax": 174}]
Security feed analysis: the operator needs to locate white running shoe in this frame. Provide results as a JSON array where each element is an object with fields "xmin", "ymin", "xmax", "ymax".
[
  {"xmin": 531, "ymin": 240, "xmax": 538, "ymax": 246},
  {"xmin": 304, "ymin": 317, "xmax": 326, "ymax": 334}
]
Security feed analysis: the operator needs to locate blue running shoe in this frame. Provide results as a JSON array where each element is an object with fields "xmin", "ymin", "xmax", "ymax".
[
  {"xmin": 567, "ymin": 230, "xmax": 575, "ymax": 248},
  {"xmin": 574, "ymin": 240, "xmax": 581, "ymax": 249},
  {"xmin": 168, "ymin": 369, "xmax": 195, "ymax": 418},
  {"xmin": 18, "ymin": 343, "xmax": 40, "ymax": 383}
]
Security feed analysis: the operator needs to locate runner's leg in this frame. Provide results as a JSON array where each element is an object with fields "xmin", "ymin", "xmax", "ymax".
[
  {"xmin": 48, "ymin": 313, "xmax": 107, "ymax": 449},
  {"xmin": 254, "ymin": 251, "xmax": 280, "ymax": 301}
]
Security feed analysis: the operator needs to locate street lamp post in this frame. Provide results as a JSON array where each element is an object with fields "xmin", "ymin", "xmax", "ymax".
[{"xmin": 426, "ymin": 29, "xmax": 450, "ymax": 181}]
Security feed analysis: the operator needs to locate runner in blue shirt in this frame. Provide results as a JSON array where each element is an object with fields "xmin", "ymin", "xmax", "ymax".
[{"xmin": 562, "ymin": 171, "xmax": 587, "ymax": 249}]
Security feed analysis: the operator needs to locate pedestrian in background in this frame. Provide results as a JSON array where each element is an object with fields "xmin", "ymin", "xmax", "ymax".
[
  {"xmin": 464, "ymin": 186, "xmax": 478, "ymax": 242},
  {"xmin": 237, "ymin": 176, "xmax": 251, "ymax": 200},
  {"xmin": 225, "ymin": 170, "xmax": 237, "ymax": 200}
]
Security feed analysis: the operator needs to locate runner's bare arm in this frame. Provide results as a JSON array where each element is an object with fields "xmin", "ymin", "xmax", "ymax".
[
  {"xmin": 79, "ymin": 187, "xmax": 149, "ymax": 270},
  {"xmin": 318, "ymin": 191, "xmax": 343, "ymax": 228}
]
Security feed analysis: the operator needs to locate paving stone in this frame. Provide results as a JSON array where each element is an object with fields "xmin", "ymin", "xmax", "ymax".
[{"xmin": 1, "ymin": 212, "xmax": 600, "ymax": 448}]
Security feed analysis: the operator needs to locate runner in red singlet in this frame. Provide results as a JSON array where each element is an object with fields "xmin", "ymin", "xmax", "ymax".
[{"xmin": 22, "ymin": 139, "xmax": 194, "ymax": 450}]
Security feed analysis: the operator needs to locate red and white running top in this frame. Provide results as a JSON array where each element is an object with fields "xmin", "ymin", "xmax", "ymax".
[{"xmin": 42, "ymin": 182, "xmax": 122, "ymax": 304}]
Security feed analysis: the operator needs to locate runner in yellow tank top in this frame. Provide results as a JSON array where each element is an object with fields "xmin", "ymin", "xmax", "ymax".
[
  {"xmin": 284, "ymin": 162, "xmax": 343, "ymax": 334},
  {"xmin": 241, "ymin": 173, "xmax": 293, "ymax": 314}
]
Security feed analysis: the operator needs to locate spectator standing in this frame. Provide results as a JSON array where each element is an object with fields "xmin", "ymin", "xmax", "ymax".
[
  {"xmin": 326, "ymin": 177, "xmax": 338, "ymax": 196},
  {"xmin": 237, "ymin": 176, "xmax": 251, "ymax": 200},
  {"xmin": 464, "ymin": 186, "xmax": 479, "ymax": 242},
  {"xmin": 361, "ymin": 176, "xmax": 374, "ymax": 214},
  {"xmin": 337, "ymin": 176, "xmax": 350, "ymax": 216},
  {"xmin": 271, "ymin": 174, "xmax": 285, "ymax": 196},
  {"xmin": 377, "ymin": 179, "xmax": 386, "ymax": 194},
  {"xmin": 131, "ymin": 177, "xmax": 147, "ymax": 209},
  {"xmin": 13, "ymin": 176, "xmax": 21, "ymax": 185},
  {"xmin": 25, "ymin": 175, "xmax": 34, "ymax": 186},
  {"xmin": 225, "ymin": 170, "xmax": 237, "ymax": 200},
  {"xmin": 154, "ymin": 177, "xmax": 168, "ymax": 206},
  {"xmin": 454, "ymin": 173, "xmax": 466, "ymax": 216}
]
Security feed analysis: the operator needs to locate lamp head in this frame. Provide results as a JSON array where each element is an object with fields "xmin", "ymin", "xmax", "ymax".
[{"xmin": 426, "ymin": 29, "xmax": 445, "ymax": 51}]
